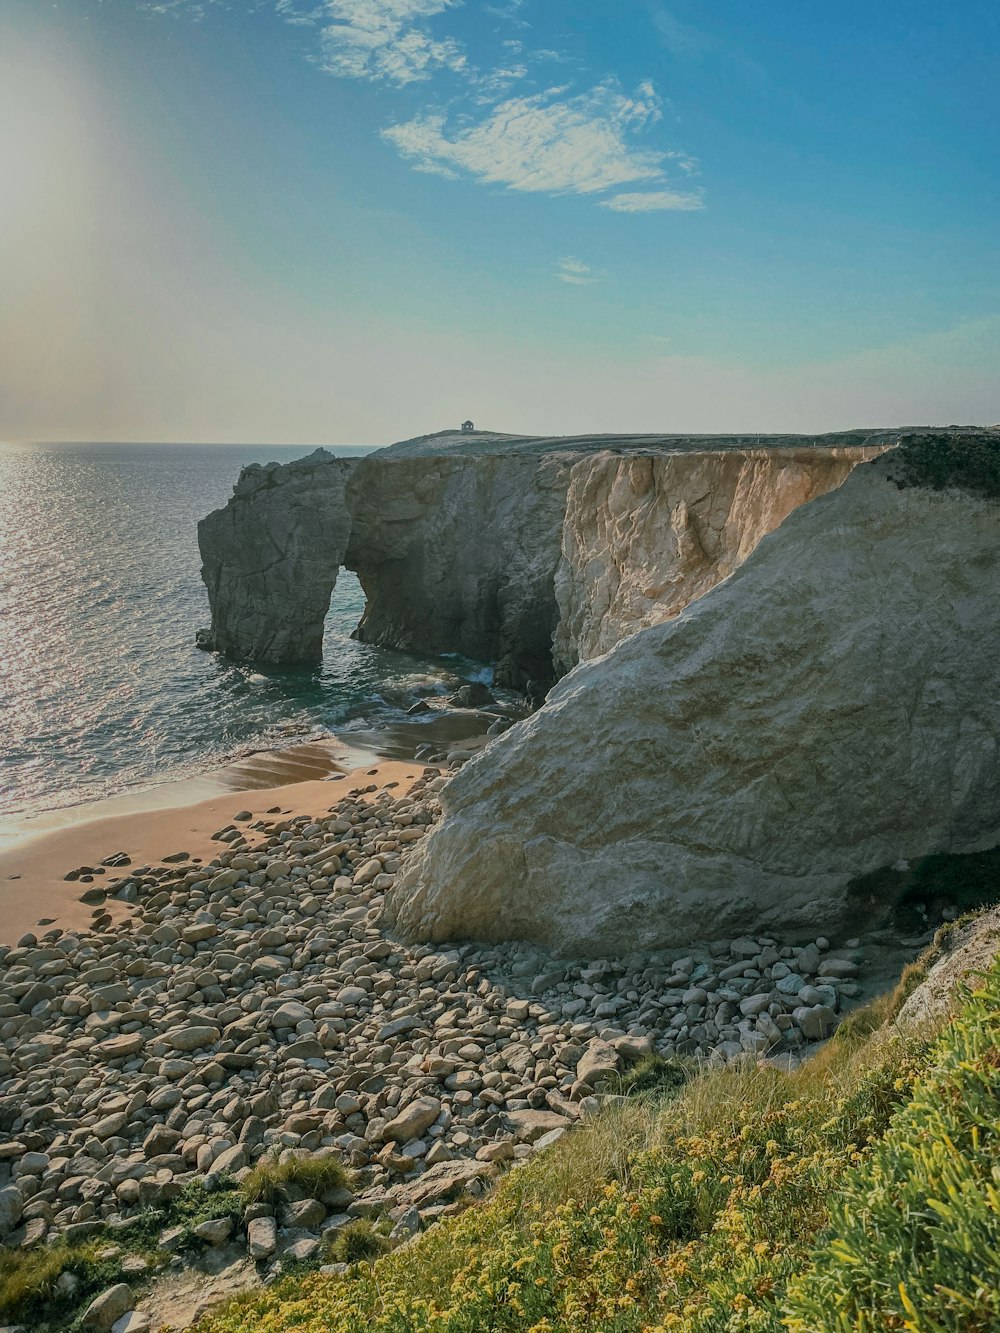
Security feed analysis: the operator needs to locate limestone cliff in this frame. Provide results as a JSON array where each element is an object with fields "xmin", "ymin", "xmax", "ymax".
[
  {"xmin": 198, "ymin": 431, "xmax": 886, "ymax": 685},
  {"xmin": 552, "ymin": 447, "xmax": 868, "ymax": 672},
  {"xmin": 343, "ymin": 453, "xmax": 573, "ymax": 690},
  {"xmin": 384, "ymin": 448, "xmax": 1000, "ymax": 955}
]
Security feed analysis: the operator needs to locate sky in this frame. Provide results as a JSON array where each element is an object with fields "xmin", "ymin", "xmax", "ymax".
[{"xmin": 1, "ymin": 0, "xmax": 998, "ymax": 443}]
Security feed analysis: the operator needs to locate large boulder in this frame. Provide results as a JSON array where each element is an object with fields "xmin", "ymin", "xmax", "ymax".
[{"xmin": 384, "ymin": 450, "xmax": 1000, "ymax": 955}]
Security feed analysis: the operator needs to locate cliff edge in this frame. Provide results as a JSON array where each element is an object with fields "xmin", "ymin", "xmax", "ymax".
[{"xmin": 197, "ymin": 429, "xmax": 894, "ymax": 686}]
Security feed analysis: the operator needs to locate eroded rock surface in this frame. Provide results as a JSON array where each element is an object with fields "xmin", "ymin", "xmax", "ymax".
[
  {"xmin": 898, "ymin": 906, "xmax": 1000, "ymax": 1028},
  {"xmin": 553, "ymin": 447, "xmax": 870, "ymax": 672},
  {"xmin": 345, "ymin": 452, "xmax": 573, "ymax": 689},
  {"xmin": 198, "ymin": 451, "xmax": 355, "ymax": 664},
  {"xmin": 386, "ymin": 452, "xmax": 1000, "ymax": 955}
]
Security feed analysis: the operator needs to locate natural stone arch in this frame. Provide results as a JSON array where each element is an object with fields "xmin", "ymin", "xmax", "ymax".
[{"xmin": 197, "ymin": 451, "xmax": 356, "ymax": 665}]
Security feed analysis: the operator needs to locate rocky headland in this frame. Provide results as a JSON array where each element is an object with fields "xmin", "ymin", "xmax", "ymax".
[
  {"xmin": 197, "ymin": 428, "xmax": 890, "ymax": 689},
  {"xmin": 199, "ymin": 426, "xmax": 1000, "ymax": 956},
  {"xmin": 388, "ymin": 442, "xmax": 1000, "ymax": 953},
  {"xmin": 3, "ymin": 426, "xmax": 998, "ymax": 1329}
]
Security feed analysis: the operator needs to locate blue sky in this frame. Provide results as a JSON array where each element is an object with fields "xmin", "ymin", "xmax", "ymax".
[{"xmin": 1, "ymin": 0, "xmax": 997, "ymax": 441}]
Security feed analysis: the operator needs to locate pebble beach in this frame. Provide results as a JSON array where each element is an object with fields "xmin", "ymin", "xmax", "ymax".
[{"xmin": 0, "ymin": 744, "xmax": 927, "ymax": 1329}]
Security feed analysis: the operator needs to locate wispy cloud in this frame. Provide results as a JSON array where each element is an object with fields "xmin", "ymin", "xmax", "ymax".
[
  {"xmin": 649, "ymin": 6, "xmax": 714, "ymax": 58},
  {"xmin": 139, "ymin": 0, "xmax": 212, "ymax": 16},
  {"xmin": 472, "ymin": 63, "xmax": 529, "ymax": 101},
  {"xmin": 649, "ymin": 3, "xmax": 769, "ymax": 84},
  {"xmin": 275, "ymin": 1, "xmax": 319, "ymax": 29},
  {"xmin": 317, "ymin": 0, "xmax": 467, "ymax": 85},
  {"xmin": 530, "ymin": 47, "xmax": 578, "ymax": 64},
  {"xmin": 383, "ymin": 81, "xmax": 666, "ymax": 195},
  {"xmin": 601, "ymin": 189, "xmax": 704, "ymax": 212},
  {"xmin": 484, "ymin": 0, "xmax": 529, "ymax": 26},
  {"xmin": 138, "ymin": 1, "xmax": 706, "ymax": 215},
  {"xmin": 555, "ymin": 256, "xmax": 600, "ymax": 285}
]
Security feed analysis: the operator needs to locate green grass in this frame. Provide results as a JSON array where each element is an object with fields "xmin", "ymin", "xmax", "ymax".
[
  {"xmin": 0, "ymin": 1237, "xmax": 161, "ymax": 1332},
  {"xmin": 0, "ymin": 1240, "xmax": 84, "ymax": 1320},
  {"xmin": 613, "ymin": 1053, "xmax": 691, "ymax": 1100},
  {"xmin": 785, "ymin": 965, "xmax": 1000, "ymax": 1332},
  {"xmin": 325, "ymin": 1220, "xmax": 391, "ymax": 1266},
  {"xmin": 240, "ymin": 1151, "xmax": 352, "ymax": 1207},
  {"xmin": 0, "ymin": 1180, "xmax": 245, "ymax": 1331}
]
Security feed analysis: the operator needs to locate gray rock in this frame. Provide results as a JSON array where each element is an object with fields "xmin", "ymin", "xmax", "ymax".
[
  {"xmin": 384, "ymin": 1097, "xmax": 441, "ymax": 1145},
  {"xmin": 282, "ymin": 1198, "xmax": 325, "ymax": 1229},
  {"xmin": 164, "ymin": 1025, "xmax": 219, "ymax": 1052},
  {"xmin": 573, "ymin": 1039, "xmax": 620, "ymax": 1093},
  {"xmin": 194, "ymin": 1217, "xmax": 234, "ymax": 1245},
  {"xmin": 82, "ymin": 1284, "xmax": 133, "ymax": 1331},
  {"xmin": 793, "ymin": 1004, "xmax": 837, "ymax": 1040},
  {"xmin": 775, "ymin": 973, "xmax": 805, "ymax": 995},
  {"xmin": 111, "ymin": 1315, "xmax": 150, "ymax": 1333},
  {"xmin": 143, "ymin": 1127, "xmax": 182, "ymax": 1157},
  {"xmin": 507, "ymin": 1110, "xmax": 572, "ymax": 1144},
  {"xmin": 818, "ymin": 957, "xmax": 859, "ymax": 979},
  {"xmin": 0, "ymin": 1186, "xmax": 23, "ymax": 1236},
  {"xmin": 283, "ymin": 1237, "xmax": 320, "ymax": 1262},
  {"xmin": 612, "ymin": 1033, "xmax": 653, "ymax": 1061},
  {"xmin": 95, "ymin": 1033, "xmax": 144, "ymax": 1061},
  {"xmin": 247, "ymin": 1216, "xmax": 277, "ymax": 1259}
]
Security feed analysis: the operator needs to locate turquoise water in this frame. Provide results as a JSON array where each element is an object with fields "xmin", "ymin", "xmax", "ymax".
[{"xmin": 0, "ymin": 442, "xmax": 485, "ymax": 817}]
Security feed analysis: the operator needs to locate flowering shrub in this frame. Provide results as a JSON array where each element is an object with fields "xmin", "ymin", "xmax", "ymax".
[{"xmin": 784, "ymin": 965, "xmax": 1000, "ymax": 1332}]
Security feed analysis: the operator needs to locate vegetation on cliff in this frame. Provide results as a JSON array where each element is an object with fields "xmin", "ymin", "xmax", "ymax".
[
  {"xmin": 192, "ymin": 948, "xmax": 1000, "ymax": 1333},
  {"xmin": 892, "ymin": 431, "xmax": 1000, "ymax": 499}
]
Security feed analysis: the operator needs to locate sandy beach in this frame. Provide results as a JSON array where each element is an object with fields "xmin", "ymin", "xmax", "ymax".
[{"xmin": 0, "ymin": 741, "xmax": 430, "ymax": 946}]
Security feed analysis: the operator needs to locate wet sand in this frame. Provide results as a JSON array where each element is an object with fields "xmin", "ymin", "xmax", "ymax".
[
  {"xmin": 0, "ymin": 703, "xmax": 506, "ymax": 948},
  {"xmin": 0, "ymin": 747, "xmax": 428, "ymax": 947}
]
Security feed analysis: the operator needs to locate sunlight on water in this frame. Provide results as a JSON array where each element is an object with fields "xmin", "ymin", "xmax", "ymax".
[{"xmin": 0, "ymin": 443, "xmax": 483, "ymax": 816}]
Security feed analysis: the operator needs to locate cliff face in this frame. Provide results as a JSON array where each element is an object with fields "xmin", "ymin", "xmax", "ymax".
[
  {"xmin": 384, "ymin": 451, "xmax": 1000, "ymax": 955},
  {"xmin": 198, "ymin": 434, "xmax": 881, "ymax": 685},
  {"xmin": 552, "ymin": 447, "xmax": 870, "ymax": 672},
  {"xmin": 344, "ymin": 453, "xmax": 573, "ymax": 690}
]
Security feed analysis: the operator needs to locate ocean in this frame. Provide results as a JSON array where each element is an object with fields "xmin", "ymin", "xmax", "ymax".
[{"xmin": 0, "ymin": 442, "xmax": 488, "ymax": 820}]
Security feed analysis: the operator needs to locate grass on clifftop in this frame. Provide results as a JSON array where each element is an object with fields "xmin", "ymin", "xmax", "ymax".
[
  {"xmin": 891, "ymin": 432, "xmax": 1000, "ymax": 499},
  {"xmin": 784, "ymin": 966, "xmax": 1000, "ymax": 1331},
  {"xmin": 195, "ymin": 945, "xmax": 1000, "ymax": 1333}
]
